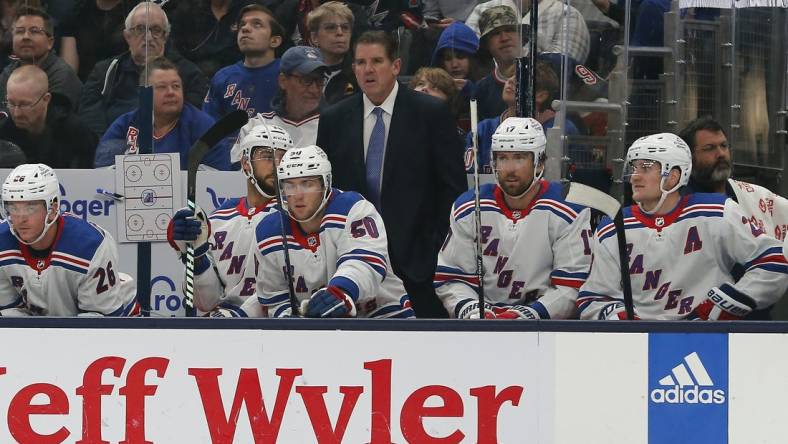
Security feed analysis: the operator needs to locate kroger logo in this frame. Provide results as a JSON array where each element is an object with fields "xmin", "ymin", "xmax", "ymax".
[
  {"xmin": 59, "ymin": 184, "xmax": 114, "ymax": 220},
  {"xmin": 151, "ymin": 275, "xmax": 182, "ymax": 316},
  {"xmin": 650, "ymin": 351, "xmax": 725, "ymax": 405}
]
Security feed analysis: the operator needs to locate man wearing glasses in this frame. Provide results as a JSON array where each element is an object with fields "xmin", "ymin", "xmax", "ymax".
[
  {"xmin": 167, "ymin": 124, "xmax": 293, "ymax": 317},
  {"xmin": 306, "ymin": 1, "xmax": 357, "ymax": 105},
  {"xmin": 232, "ymin": 46, "xmax": 327, "ymax": 167},
  {"xmin": 0, "ymin": 6, "xmax": 82, "ymax": 114},
  {"xmin": 0, "ymin": 65, "xmax": 96, "ymax": 168},
  {"xmin": 577, "ymin": 133, "xmax": 788, "ymax": 320},
  {"xmin": 203, "ymin": 4, "xmax": 284, "ymax": 120},
  {"xmin": 78, "ymin": 1, "xmax": 208, "ymax": 136}
]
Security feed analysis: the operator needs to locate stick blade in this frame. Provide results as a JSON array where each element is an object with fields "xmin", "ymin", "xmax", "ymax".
[
  {"xmin": 564, "ymin": 182, "xmax": 621, "ymax": 219},
  {"xmin": 188, "ymin": 110, "xmax": 249, "ymax": 173}
]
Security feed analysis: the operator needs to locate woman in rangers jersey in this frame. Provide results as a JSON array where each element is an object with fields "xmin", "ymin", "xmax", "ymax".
[
  {"xmin": 246, "ymin": 145, "xmax": 414, "ymax": 318},
  {"xmin": 577, "ymin": 133, "xmax": 788, "ymax": 320},
  {"xmin": 435, "ymin": 117, "xmax": 592, "ymax": 319},
  {"xmin": 167, "ymin": 124, "xmax": 292, "ymax": 317},
  {"xmin": 0, "ymin": 164, "xmax": 138, "ymax": 316}
]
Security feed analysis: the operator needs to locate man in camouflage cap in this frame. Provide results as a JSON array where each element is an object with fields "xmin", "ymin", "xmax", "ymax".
[{"xmin": 475, "ymin": 5, "xmax": 520, "ymax": 120}]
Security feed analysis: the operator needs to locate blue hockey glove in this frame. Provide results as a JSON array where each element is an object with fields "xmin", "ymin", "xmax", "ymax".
[{"xmin": 305, "ymin": 286, "xmax": 357, "ymax": 318}]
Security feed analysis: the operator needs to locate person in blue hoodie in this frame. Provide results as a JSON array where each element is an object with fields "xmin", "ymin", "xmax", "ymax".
[
  {"xmin": 431, "ymin": 21, "xmax": 486, "ymax": 134},
  {"xmin": 431, "ymin": 21, "xmax": 483, "ymax": 102},
  {"xmin": 95, "ymin": 57, "xmax": 228, "ymax": 170}
]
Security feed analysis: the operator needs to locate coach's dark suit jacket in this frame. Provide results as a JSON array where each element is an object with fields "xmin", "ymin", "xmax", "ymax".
[{"xmin": 317, "ymin": 85, "xmax": 467, "ymax": 316}]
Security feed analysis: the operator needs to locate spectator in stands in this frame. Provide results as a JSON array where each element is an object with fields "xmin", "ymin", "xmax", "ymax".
[
  {"xmin": 317, "ymin": 31, "xmax": 467, "ymax": 318},
  {"xmin": 431, "ymin": 21, "xmax": 483, "ymax": 97},
  {"xmin": 409, "ymin": 67, "xmax": 466, "ymax": 134},
  {"xmin": 474, "ymin": 5, "xmax": 519, "ymax": 120},
  {"xmin": 307, "ymin": 1, "xmax": 357, "ymax": 105},
  {"xmin": 467, "ymin": 0, "xmax": 590, "ymax": 64},
  {"xmin": 0, "ymin": 6, "xmax": 82, "ymax": 113},
  {"xmin": 78, "ymin": 1, "xmax": 208, "ymax": 136},
  {"xmin": 95, "ymin": 57, "xmax": 227, "ymax": 170},
  {"xmin": 0, "ymin": 65, "xmax": 95, "ymax": 168},
  {"xmin": 166, "ymin": 0, "xmax": 247, "ymax": 80},
  {"xmin": 69, "ymin": 1, "xmax": 145, "ymax": 82},
  {"xmin": 431, "ymin": 21, "xmax": 483, "ymax": 133},
  {"xmin": 468, "ymin": 61, "xmax": 579, "ymax": 172},
  {"xmin": 275, "ymin": 0, "xmax": 369, "ymax": 50},
  {"xmin": 423, "ymin": 0, "xmax": 486, "ymax": 25},
  {"xmin": 203, "ymin": 4, "xmax": 283, "ymax": 120},
  {"xmin": 232, "ymin": 45, "xmax": 327, "ymax": 166}
]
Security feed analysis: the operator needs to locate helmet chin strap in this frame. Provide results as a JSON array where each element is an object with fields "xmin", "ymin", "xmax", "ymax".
[
  {"xmin": 288, "ymin": 189, "xmax": 331, "ymax": 223},
  {"xmin": 636, "ymin": 175, "xmax": 680, "ymax": 215},
  {"xmin": 497, "ymin": 162, "xmax": 543, "ymax": 199},
  {"xmin": 11, "ymin": 201, "xmax": 58, "ymax": 247},
  {"xmin": 244, "ymin": 156, "xmax": 276, "ymax": 200}
]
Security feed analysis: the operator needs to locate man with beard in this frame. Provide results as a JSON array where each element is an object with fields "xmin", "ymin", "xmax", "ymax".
[
  {"xmin": 679, "ymin": 116, "xmax": 788, "ymax": 319},
  {"xmin": 435, "ymin": 117, "xmax": 592, "ymax": 319},
  {"xmin": 167, "ymin": 124, "xmax": 293, "ymax": 317},
  {"xmin": 679, "ymin": 116, "xmax": 788, "ymax": 245}
]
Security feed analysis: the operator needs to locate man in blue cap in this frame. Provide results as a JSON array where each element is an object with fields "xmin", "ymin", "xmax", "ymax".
[{"xmin": 232, "ymin": 46, "xmax": 329, "ymax": 165}]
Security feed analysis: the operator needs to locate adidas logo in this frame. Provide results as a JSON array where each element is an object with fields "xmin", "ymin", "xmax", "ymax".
[{"xmin": 650, "ymin": 352, "xmax": 725, "ymax": 405}]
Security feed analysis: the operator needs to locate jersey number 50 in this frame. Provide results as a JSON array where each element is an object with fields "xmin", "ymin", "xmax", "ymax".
[{"xmin": 350, "ymin": 217, "xmax": 379, "ymax": 238}]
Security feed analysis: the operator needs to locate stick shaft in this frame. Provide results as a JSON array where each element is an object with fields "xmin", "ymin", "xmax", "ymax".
[{"xmin": 470, "ymin": 100, "xmax": 486, "ymax": 319}]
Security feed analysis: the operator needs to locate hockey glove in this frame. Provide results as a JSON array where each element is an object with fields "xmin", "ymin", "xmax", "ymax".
[
  {"xmin": 599, "ymin": 302, "xmax": 640, "ymax": 320},
  {"xmin": 689, "ymin": 285, "xmax": 753, "ymax": 321},
  {"xmin": 305, "ymin": 286, "xmax": 358, "ymax": 318},
  {"xmin": 495, "ymin": 305, "xmax": 541, "ymax": 320},
  {"xmin": 456, "ymin": 299, "xmax": 496, "ymax": 319},
  {"xmin": 167, "ymin": 207, "xmax": 211, "ymax": 272}
]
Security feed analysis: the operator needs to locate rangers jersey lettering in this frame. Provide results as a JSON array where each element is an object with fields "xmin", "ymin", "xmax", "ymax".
[
  {"xmin": 0, "ymin": 214, "xmax": 138, "ymax": 316},
  {"xmin": 435, "ymin": 181, "xmax": 592, "ymax": 319},
  {"xmin": 577, "ymin": 193, "xmax": 788, "ymax": 320},
  {"xmin": 253, "ymin": 189, "xmax": 414, "ymax": 318},
  {"xmin": 193, "ymin": 197, "xmax": 278, "ymax": 316}
]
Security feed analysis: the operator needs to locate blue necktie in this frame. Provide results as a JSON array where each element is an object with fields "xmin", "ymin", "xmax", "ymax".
[{"xmin": 366, "ymin": 107, "xmax": 385, "ymax": 208}]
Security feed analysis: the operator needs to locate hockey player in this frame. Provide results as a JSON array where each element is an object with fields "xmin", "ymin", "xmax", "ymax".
[
  {"xmin": 247, "ymin": 145, "xmax": 414, "ymax": 318},
  {"xmin": 435, "ymin": 117, "xmax": 592, "ymax": 319},
  {"xmin": 577, "ymin": 133, "xmax": 788, "ymax": 320},
  {"xmin": 0, "ymin": 164, "xmax": 138, "ymax": 316},
  {"xmin": 167, "ymin": 124, "xmax": 292, "ymax": 316}
]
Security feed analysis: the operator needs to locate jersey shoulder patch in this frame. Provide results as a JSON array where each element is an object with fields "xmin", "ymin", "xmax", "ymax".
[
  {"xmin": 325, "ymin": 189, "xmax": 364, "ymax": 217},
  {"xmin": 56, "ymin": 214, "xmax": 106, "ymax": 261}
]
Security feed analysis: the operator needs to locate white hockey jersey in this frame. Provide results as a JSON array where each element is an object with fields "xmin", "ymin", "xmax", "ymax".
[
  {"xmin": 193, "ymin": 197, "xmax": 278, "ymax": 315},
  {"xmin": 252, "ymin": 189, "xmax": 414, "ymax": 318},
  {"xmin": 577, "ymin": 193, "xmax": 788, "ymax": 320},
  {"xmin": 230, "ymin": 111, "xmax": 319, "ymax": 163},
  {"xmin": 435, "ymin": 181, "xmax": 592, "ymax": 319},
  {"xmin": 0, "ymin": 214, "xmax": 138, "ymax": 316}
]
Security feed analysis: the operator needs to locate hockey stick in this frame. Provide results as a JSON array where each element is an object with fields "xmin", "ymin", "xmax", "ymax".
[
  {"xmin": 184, "ymin": 110, "xmax": 249, "ymax": 317},
  {"xmin": 516, "ymin": 0, "xmax": 538, "ymax": 118},
  {"xmin": 270, "ymin": 153, "xmax": 300, "ymax": 317},
  {"xmin": 564, "ymin": 183, "xmax": 635, "ymax": 320},
  {"xmin": 469, "ymin": 100, "xmax": 487, "ymax": 319}
]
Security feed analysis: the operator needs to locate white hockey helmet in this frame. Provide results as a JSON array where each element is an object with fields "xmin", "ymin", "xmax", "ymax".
[
  {"xmin": 1, "ymin": 163, "xmax": 61, "ymax": 245},
  {"xmin": 625, "ymin": 133, "xmax": 692, "ymax": 214},
  {"xmin": 239, "ymin": 123, "xmax": 293, "ymax": 198},
  {"xmin": 277, "ymin": 145, "xmax": 332, "ymax": 222},
  {"xmin": 490, "ymin": 117, "xmax": 547, "ymax": 197}
]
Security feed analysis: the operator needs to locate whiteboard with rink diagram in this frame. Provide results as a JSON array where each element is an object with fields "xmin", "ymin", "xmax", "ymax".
[{"xmin": 114, "ymin": 154, "xmax": 181, "ymax": 242}]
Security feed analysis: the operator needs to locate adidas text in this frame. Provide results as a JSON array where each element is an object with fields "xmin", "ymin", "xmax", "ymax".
[{"xmin": 650, "ymin": 385, "xmax": 725, "ymax": 404}]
